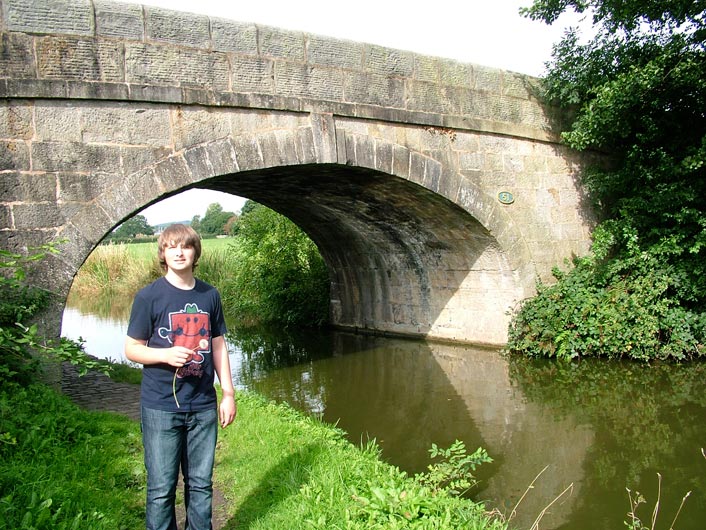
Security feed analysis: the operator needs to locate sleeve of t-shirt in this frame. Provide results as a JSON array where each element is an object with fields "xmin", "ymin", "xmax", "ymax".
[
  {"xmin": 211, "ymin": 290, "xmax": 227, "ymax": 339},
  {"xmin": 127, "ymin": 290, "xmax": 153, "ymax": 341}
]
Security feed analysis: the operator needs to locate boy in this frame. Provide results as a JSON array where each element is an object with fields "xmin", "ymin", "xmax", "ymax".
[{"xmin": 125, "ymin": 223, "xmax": 236, "ymax": 530}]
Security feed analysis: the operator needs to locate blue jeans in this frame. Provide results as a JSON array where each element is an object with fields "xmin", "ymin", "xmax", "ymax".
[{"xmin": 141, "ymin": 406, "xmax": 218, "ymax": 530}]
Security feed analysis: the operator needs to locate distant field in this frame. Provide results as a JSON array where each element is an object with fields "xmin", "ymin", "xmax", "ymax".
[{"xmin": 118, "ymin": 237, "xmax": 237, "ymax": 263}]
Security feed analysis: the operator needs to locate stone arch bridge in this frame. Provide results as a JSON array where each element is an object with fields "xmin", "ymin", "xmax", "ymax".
[{"xmin": 0, "ymin": 0, "xmax": 595, "ymax": 345}]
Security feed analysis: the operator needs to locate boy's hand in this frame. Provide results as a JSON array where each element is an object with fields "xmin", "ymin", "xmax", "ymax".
[
  {"xmin": 163, "ymin": 346, "xmax": 193, "ymax": 367},
  {"xmin": 219, "ymin": 394, "xmax": 237, "ymax": 428}
]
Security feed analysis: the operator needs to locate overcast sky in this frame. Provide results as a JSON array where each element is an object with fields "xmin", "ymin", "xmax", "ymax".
[{"xmin": 124, "ymin": 0, "xmax": 589, "ymax": 225}]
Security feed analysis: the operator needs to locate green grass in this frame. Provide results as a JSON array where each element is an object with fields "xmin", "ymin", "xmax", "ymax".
[
  {"xmin": 0, "ymin": 382, "xmax": 145, "ymax": 530},
  {"xmin": 0, "ymin": 372, "xmax": 506, "ymax": 530}
]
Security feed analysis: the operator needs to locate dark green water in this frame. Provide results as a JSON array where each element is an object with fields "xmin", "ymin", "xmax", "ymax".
[{"xmin": 62, "ymin": 308, "xmax": 706, "ymax": 530}]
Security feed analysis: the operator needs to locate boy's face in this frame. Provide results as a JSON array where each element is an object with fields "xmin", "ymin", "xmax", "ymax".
[{"xmin": 163, "ymin": 242, "xmax": 196, "ymax": 273}]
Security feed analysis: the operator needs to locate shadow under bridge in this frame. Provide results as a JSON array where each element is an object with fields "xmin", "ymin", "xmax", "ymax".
[{"xmin": 206, "ymin": 163, "xmax": 522, "ymax": 345}]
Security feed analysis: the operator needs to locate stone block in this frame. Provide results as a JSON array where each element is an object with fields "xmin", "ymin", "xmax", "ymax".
[
  {"xmin": 4, "ymin": 0, "xmax": 93, "ymax": 36},
  {"xmin": 308, "ymin": 34, "xmax": 363, "ymax": 70},
  {"xmin": 294, "ymin": 127, "xmax": 317, "ymax": 165},
  {"xmin": 259, "ymin": 129, "xmax": 301, "ymax": 167},
  {"xmin": 66, "ymin": 203, "xmax": 115, "ymax": 243},
  {"xmin": 343, "ymin": 71, "xmax": 404, "ymax": 108},
  {"xmin": 36, "ymin": 36, "xmax": 124, "ymax": 82},
  {"xmin": 230, "ymin": 56, "xmax": 275, "ymax": 94},
  {"xmin": 310, "ymin": 112, "xmax": 337, "ymax": 164},
  {"xmin": 120, "ymin": 168, "xmax": 159, "ymax": 211},
  {"xmin": 144, "ymin": 6, "xmax": 210, "ymax": 49},
  {"xmin": 231, "ymin": 134, "xmax": 264, "ymax": 172},
  {"xmin": 391, "ymin": 144, "xmax": 410, "ymax": 178},
  {"xmin": 183, "ymin": 145, "xmax": 212, "ymax": 181},
  {"xmin": 0, "ymin": 204, "xmax": 11, "ymax": 229},
  {"xmin": 204, "ymin": 137, "xmax": 238, "ymax": 176},
  {"xmin": 32, "ymin": 141, "xmax": 120, "ymax": 172},
  {"xmin": 82, "ymin": 103, "xmax": 171, "ymax": 147},
  {"xmin": 1, "ymin": 172, "xmax": 55, "ymax": 201},
  {"xmin": 408, "ymin": 151, "xmax": 427, "ymax": 185},
  {"xmin": 211, "ymin": 17, "xmax": 257, "ymax": 54},
  {"xmin": 13, "ymin": 202, "xmax": 64, "ymax": 229},
  {"xmin": 171, "ymin": 106, "xmax": 229, "ymax": 151},
  {"xmin": 502, "ymin": 71, "xmax": 534, "ymax": 100},
  {"xmin": 405, "ymin": 79, "xmax": 449, "ymax": 115},
  {"xmin": 0, "ymin": 140, "xmax": 29, "ymax": 171},
  {"xmin": 413, "ymin": 55, "xmax": 439, "ymax": 83},
  {"xmin": 352, "ymin": 134, "xmax": 375, "ymax": 169},
  {"xmin": 423, "ymin": 158, "xmax": 442, "ymax": 192},
  {"xmin": 34, "ymin": 101, "xmax": 82, "ymax": 142},
  {"xmin": 125, "ymin": 43, "xmax": 229, "ymax": 91},
  {"xmin": 259, "ymin": 25, "xmax": 305, "ymax": 61},
  {"xmin": 375, "ymin": 141, "xmax": 393, "ymax": 174},
  {"xmin": 94, "ymin": 0, "xmax": 144, "ymax": 40},
  {"xmin": 439, "ymin": 58, "xmax": 473, "ymax": 88},
  {"xmin": 0, "ymin": 103, "xmax": 32, "ymax": 140},
  {"xmin": 66, "ymin": 80, "xmax": 130, "ymax": 100},
  {"xmin": 473, "ymin": 65, "xmax": 502, "ymax": 95},
  {"xmin": 57, "ymin": 172, "xmax": 113, "ymax": 202},
  {"xmin": 0, "ymin": 32, "xmax": 36, "ymax": 79},
  {"xmin": 152, "ymin": 154, "xmax": 191, "ymax": 190},
  {"xmin": 120, "ymin": 146, "xmax": 172, "ymax": 177},
  {"xmin": 275, "ymin": 62, "xmax": 344, "ymax": 101},
  {"xmin": 365, "ymin": 45, "xmax": 414, "ymax": 77}
]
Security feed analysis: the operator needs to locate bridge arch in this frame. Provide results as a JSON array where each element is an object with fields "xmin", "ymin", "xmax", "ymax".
[
  {"xmin": 0, "ymin": 0, "xmax": 596, "ymax": 345},
  {"xmin": 60, "ymin": 117, "xmax": 529, "ymax": 344}
]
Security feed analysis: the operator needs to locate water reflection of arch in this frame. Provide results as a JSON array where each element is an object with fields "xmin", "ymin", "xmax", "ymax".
[{"xmin": 430, "ymin": 342, "xmax": 594, "ymax": 528}]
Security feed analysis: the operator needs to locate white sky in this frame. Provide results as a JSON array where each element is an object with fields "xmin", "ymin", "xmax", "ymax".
[{"xmin": 128, "ymin": 0, "xmax": 590, "ymax": 225}]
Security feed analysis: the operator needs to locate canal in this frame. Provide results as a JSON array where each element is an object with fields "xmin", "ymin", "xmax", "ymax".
[{"xmin": 62, "ymin": 304, "xmax": 706, "ymax": 530}]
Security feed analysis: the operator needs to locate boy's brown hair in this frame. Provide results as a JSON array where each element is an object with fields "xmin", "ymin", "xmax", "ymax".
[{"xmin": 157, "ymin": 223, "xmax": 202, "ymax": 272}]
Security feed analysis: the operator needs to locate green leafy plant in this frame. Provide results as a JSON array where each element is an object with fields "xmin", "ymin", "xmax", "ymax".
[
  {"xmin": 225, "ymin": 201, "xmax": 329, "ymax": 328},
  {"xmin": 0, "ymin": 243, "xmax": 109, "ymax": 384},
  {"xmin": 416, "ymin": 440, "xmax": 492, "ymax": 497}
]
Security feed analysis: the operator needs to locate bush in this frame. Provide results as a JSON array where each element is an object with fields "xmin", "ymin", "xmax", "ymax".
[
  {"xmin": 0, "ymin": 244, "xmax": 107, "ymax": 385},
  {"xmin": 223, "ymin": 202, "xmax": 329, "ymax": 328},
  {"xmin": 508, "ymin": 224, "xmax": 706, "ymax": 361}
]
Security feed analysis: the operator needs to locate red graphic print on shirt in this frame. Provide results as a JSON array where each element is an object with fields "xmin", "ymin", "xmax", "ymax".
[{"xmin": 158, "ymin": 303, "xmax": 210, "ymax": 378}]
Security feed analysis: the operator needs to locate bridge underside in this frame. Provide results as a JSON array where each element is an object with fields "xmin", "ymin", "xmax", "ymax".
[{"xmin": 202, "ymin": 164, "xmax": 521, "ymax": 345}]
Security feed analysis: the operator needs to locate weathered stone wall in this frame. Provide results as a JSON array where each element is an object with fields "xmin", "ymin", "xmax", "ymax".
[{"xmin": 0, "ymin": 0, "xmax": 595, "ymax": 345}]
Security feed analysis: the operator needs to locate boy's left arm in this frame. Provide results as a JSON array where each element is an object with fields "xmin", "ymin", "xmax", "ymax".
[{"xmin": 212, "ymin": 335, "xmax": 237, "ymax": 428}]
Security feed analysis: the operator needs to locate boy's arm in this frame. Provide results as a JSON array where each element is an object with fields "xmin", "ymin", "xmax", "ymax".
[
  {"xmin": 212, "ymin": 335, "xmax": 237, "ymax": 428},
  {"xmin": 124, "ymin": 336, "xmax": 193, "ymax": 367}
]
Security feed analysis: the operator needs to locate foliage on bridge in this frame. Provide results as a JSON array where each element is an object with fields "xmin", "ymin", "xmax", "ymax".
[{"xmin": 509, "ymin": 0, "xmax": 706, "ymax": 361}]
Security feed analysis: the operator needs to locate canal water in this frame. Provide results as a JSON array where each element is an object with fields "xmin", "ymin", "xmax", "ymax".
[{"xmin": 61, "ymin": 305, "xmax": 706, "ymax": 530}]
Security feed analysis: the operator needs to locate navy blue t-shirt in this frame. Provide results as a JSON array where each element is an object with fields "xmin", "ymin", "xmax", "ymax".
[{"xmin": 127, "ymin": 276, "xmax": 227, "ymax": 412}]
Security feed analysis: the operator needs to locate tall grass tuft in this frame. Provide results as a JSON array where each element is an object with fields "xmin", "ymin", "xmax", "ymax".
[
  {"xmin": 195, "ymin": 243, "xmax": 240, "ymax": 290},
  {"xmin": 69, "ymin": 243, "xmax": 160, "ymax": 302}
]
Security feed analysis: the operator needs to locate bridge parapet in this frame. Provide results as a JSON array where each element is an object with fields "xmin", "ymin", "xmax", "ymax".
[{"xmin": 1, "ymin": 0, "xmax": 556, "ymax": 142}]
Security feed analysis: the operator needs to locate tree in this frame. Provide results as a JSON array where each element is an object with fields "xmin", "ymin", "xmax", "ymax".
[
  {"xmin": 224, "ymin": 202, "xmax": 329, "ymax": 328},
  {"xmin": 507, "ymin": 0, "xmax": 706, "ymax": 361},
  {"xmin": 112, "ymin": 215, "xmax": 154, "ymax": 239},
  {"xmin": 190, "ymin": 214, "xmax": 201, "ymax": 234},
  {"xmin": 198, "ymin": 203, "xmax": 236, "ymax": 236}
]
